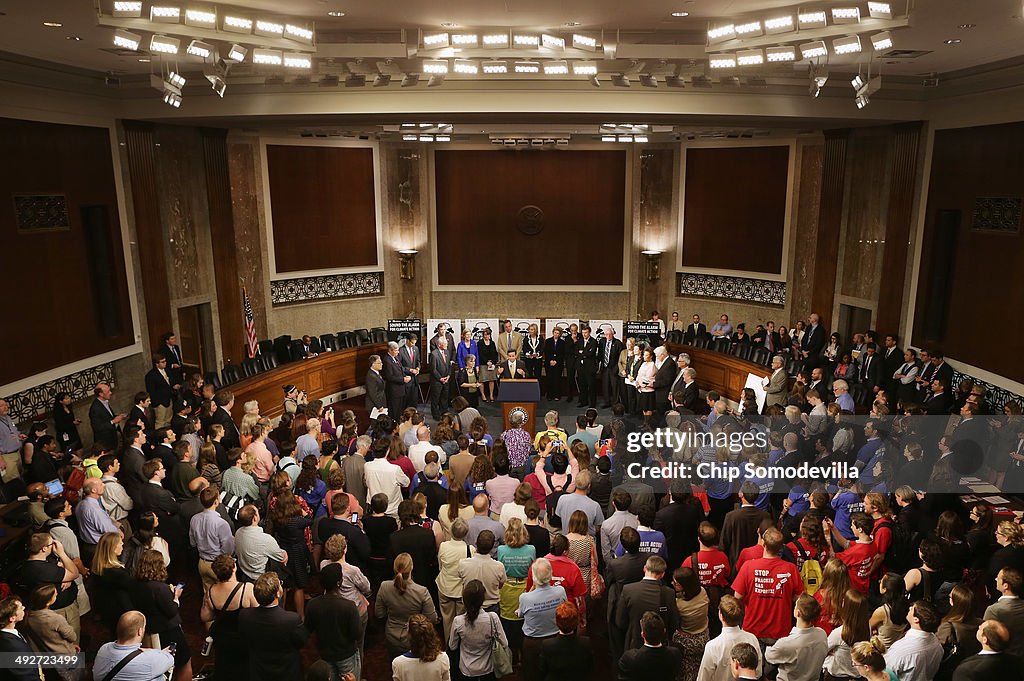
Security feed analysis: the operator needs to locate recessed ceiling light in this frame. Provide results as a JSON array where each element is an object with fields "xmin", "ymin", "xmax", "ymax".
[
  {"xmin": 327, "ymin": 10, "xmax": 345, "ymax": 17},
  {"xmin": 944, "ymin": 38, "xmax": 962, "ymax": 44},
  {"xmin": 671, "ymin": 11, "xmax": 689, "ymax": 17},
  {"xmin": 564, "ymin": 21, "xmax": 581, "ymax": 27},
  {"xmin": 440, "ymin": 22, "xmax": 458, "ymax": 28},
  {"xmin": 958, "ymin": 23, "xmax": 976, "ymax": 29},
  {"xmin": 42, "ymin": 21, "xmax": 62, "ymax": 27},
  {"xmin": 138, "ymin": 58, "xmax": 151, "ymax": 62},
  {"xmin": 66, "ymin": 35, "xmax": 82, "ymax": 41}
]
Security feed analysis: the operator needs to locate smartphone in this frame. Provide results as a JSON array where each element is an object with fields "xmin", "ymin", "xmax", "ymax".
[
  {"xmin": 174, "ymin": 583, "xmax": 185, "ymax": 592},
  {"xmin": 351, "ymin": 512, "xmax": 359, "ymax": 524},
  {"xmin": 167, "ymin": 643, "xmax": 177, "ymax": 655}
]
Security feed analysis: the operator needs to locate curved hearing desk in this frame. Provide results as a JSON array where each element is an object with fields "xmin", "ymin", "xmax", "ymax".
[{"xmin": 664, "ymin": 343, "xmax": 772, "ymax": 402}]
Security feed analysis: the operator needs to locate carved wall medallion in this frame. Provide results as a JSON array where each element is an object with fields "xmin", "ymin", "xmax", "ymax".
[{"xmin": 516, "ymin": 205, "xmax": 545, "ymax": 236}]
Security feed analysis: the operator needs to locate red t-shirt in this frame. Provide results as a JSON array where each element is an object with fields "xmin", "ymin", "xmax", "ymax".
[
  {"xmin": 813, "ymin": 589, "xmax": 836, "ymax": 634},
  {"xmin": 525, "ymin": 554, "xmax": 587, "ymax": 599},
  {"xmin": 787, "ymin": 538, "xmax": 828, "ymax": 572},
  {"xmin": 837, "ymin": 541, "xmax": 879, "ymax": 593},
  {"xmin": 682, "ymin": 549, "xmax": 731, "ymax": 588},
  {"xmin": 871, "ymin": 517, "xmax": 892, "ymax": 576},
  {"xmin": 731, "ymin": 556, "xmax": 804, "ymax": 640},
  {"xmin": 735, "ymin": 545, "xmax": 763, "ymax": 577}
]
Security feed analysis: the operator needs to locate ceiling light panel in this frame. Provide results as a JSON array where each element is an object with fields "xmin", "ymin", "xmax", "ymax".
[
  {"xmin": 482, "ymin": 33, "xmax": 509, "ymax": 46},
  {"xmin": 112, "ymin": 2, "xmax": 142, "ymax": 18},
  {"xmin": 113, "ymin": 28, "xmax": 141, "ymax": 50},
  {"xmin": 149, "ymin": 34, "xmax": 180, "ymax": 54},
  {"xmin": 798, "ymin": 11, "xmax": 827, "ymax": 29},
  {"xmin": 451, "ymin": 33, "xmax": 479, "ymax": 46},
  {"xmin": 737, "ymin": 49, "xmax": 764, "ymax": 66},
  {"xmin": 423, "ymin": 32, "xmax": 450, "ymax": 47},
  {"xmin": 764, "ymin": 15, "xmax": 794, "ymax": 34},
  {"xmin": 871, "ymin": 31, "xmax": 893, "ymax": 51},
  {"xmin": 709, "ymin": 54, "xmax": 737, "ymax": 69},
  {"xmin": 184, "ymin": 8, "xmax": 216, "ymax": 28},
  {"xmin": 572, "ymin": 33, "xmax": 598, "ymax": 50},
  {"xmin": 832, "ymin": 35, "xmax": 862, "ymax": 55},
  {"xmin": 226, "ymin": 44, "xmax": 247, "ymax": 61},
  {"xmin": 766, "ymin": 46, "xmax": 796, "ymax": 62},
  {"xmin": 222, "ymin": 15, "xmax": 253, "ymax": 33},
  {"xmin": 541, "ymin": 34, "xmax": 565, "ymax": 49},
  {"xmin": 255, "ymin": 19, "xmax": 285, "ymax": 37},
  {"xmin": 867, "ymin": 2, "xmax": 892, "ymax": 19},
  {"xmin": 453, "ymin": 58, "xmax": 478, "ymax": 74},
  {"xmin": 800, "ymin": 40, "xmax": 828, "ymax": 59},
  {"xmin": 543, "ymin": 60, "xmax": 569, "ymax": 74},
  {"xmin": 734, "ymin": 21, "xmax": 763, "ymax": 37},
  {"xmin": 186, "ymin": 39, "xmax": 212, "ymax": 58},
  {"xmin": 831, "ymin": 7, "xmax": 861, "ymax": 24},
  {"xmin": 285, "ymin": 23, "xmax": 314, "ymax": 43},
  {"xmin": 573, "ymin": 61, "xmax": 598, "ymax": 75},
  {"xmin": 513, "ymin": 34, "xmax": 540, "ymax": 47},
  {"xmin": 514, "ymin": 60, "xmax": 540, "ymax": 73},
  {"xmin": 284, "ymin": 53, "xmax": 312, "ymax": 68},
  {"xmin": 482, "ymin": 60, "xmax": 507, "ymax": 73},
  {"xmin": 150, "ymin": 6, "xmax": 181, "ymax": 22},
  {"xmin": 422, "ymin": 58, "xmax": 449, "ymax": 74},
  {"xmin": 252, "ymin": 48, "xmax": 283, "ymax": 65},
  {"xmin": 707, "ymin": 24, "xmax": 735, "ymax": 43}
]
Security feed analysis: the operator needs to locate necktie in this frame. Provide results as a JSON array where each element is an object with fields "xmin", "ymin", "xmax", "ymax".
[
  {"xmin": 604, "ymin": 341, "xmax": 611, "ymax": 364},
  {"xmin": 767, "ymin": 334, "xmax": 773, "ymax": 351},
  {"xmin": 508, "ymin": 334, "xmax": 512, "ymax": 348}
]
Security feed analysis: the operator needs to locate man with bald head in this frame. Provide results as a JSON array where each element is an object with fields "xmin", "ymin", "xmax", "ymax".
[
  {"xmin": 763, "ymin": 355, "xmax": 789, "ymax": 412},
  {"xmin": 800, "ymin": 312, "xmax": 827, "ymax": 370},
  {"xmin": 408, "ymin": 424, "xmax": 445, "ymax": 472},
  {"xmin": 465, "ymin": 492, "xmax": 504, "ymax": 554},
  {"xmin": 428, "ymin": 336, "xmax": 453, "ymax": 421},
  {"xmin": 25, "ymin": 482, "xmax": 52, "ymax": 529},
  {"xmin": 88, "ymin": 382, "xmax": 127, "ymax": 450},
  {"xmin": 953, "ymin": 619, "xmax": 1020, "ymax": 680}
]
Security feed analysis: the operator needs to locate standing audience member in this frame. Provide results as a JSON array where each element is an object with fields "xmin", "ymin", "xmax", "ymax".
[
  {"xmin": 92, "ymin": 611, "xmax": 174, "ymax": 681},
  {"xmin": 375, "ymin": 553, "xmax": 438, "ymax": 657},
  {"xmin": 199, "ymin": 555, "xmax": 258, "ymax": 681},
  {"xmin": 697, "ymin": 595, "xmax": 763, "ymax": 681},
  {"xmin": 304, "ymin": 563, "xmax": 363, "ymax": 681},
  {"xmin": 538, "ymin": 601, "xmax": 592, "ymax": 681},
  {"xmin": 884, "ymin": 600, "xmax": 944, "ymax": 681},
  {"xmin": 952, "ymin": 619, "xmax": 1020, "ymax": 680},
  {"xmin": 672, "ymin": 566, "xmax": 710, "ymax": 681},
  {"xmin": 615, "ymin": 556, "xmax": 680, "ymax": 652},
  {"xmin": 764, "ymin": 593, "xmax": 828, "ymax": 681},
  {"xmin": 519, "ymin": 557, "xmax": 568, "ymax": 681},
  {"xmin": 618, "ymin": 611, "xmax": 683, "ymax": 681},
  {"xmin": 448, "ymin": 579, "xmax": 508, "ymax": 680},
  {"xmin": 392, "ymin": 614, "xmax": 451, "ymax": 681},
  {"xmin": 129, "ymin": 550, "xmax": 191, "ymax": 681},
  {"xmin": 238, "ymin": 571, "xmax": 309, "ymax": 681}
]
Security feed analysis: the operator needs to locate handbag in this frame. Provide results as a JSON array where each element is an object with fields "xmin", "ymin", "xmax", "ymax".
[
  {"xmin": 589, "ymin": 539, "xmax": 605, "ymax": 600},
  {"xmin": 490, "ymin": 612, "xmax": 513, "ymax": 678}
]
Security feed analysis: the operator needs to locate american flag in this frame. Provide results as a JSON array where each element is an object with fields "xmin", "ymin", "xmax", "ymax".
[{"xmin": 243, "ymin": 287, "xmax": 258, "ymax": 358}]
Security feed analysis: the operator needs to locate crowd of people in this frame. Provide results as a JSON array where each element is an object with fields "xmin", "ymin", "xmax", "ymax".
[{"xmin": 0, "ymin": 318, "xmax": 1022, "ymax": 681}]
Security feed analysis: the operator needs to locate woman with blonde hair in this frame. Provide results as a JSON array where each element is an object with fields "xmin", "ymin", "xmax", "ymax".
[
  {"xmin": 376, "ymin": 553, "xmax": 438, "ymax": 657},
  {"xmin": 438, "ymin": 486, "xmax": 474, "ymax": 541},
  {"xmin": 850, "ymin": 639, "xmax": 897, "ymax": 681},
  {"xmin": 238, "ymin": 411, "xmax": 260, "ymax": 450},
  {"xmin": 392, "ymin": 614, "xmax": 450, "ymax": 681},
  {"xmin": 497, "ymin": 518, "xmax": 535, "ymax": 663},
  {"xmin": 437, "ymin": 518, "xmax": 473, "ymax": 640},
  {"xmin": 991, "ymin": 520, "xmax": 1024, "ymax": 584},
  {"xmin": 90, "ymin": 532, "xmax": 135, "ymax": 633},
  {"xmin": 815, "ymin": 558, "xmax": 852, "ymax": 634}
]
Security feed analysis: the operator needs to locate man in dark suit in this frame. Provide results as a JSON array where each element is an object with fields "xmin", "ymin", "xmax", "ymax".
[
  {"xmin": 617, "ymin": 610, "xmax": 682, "ymax": 680},
  {"xmin": 684, "ymin": 314, "xmax": 707, "ymax": 344},
  {"xmin": 498, "ymin": 348, "xmax": 529, "ymax": 381},
  {"xmin": 364, "ymin": 354, "xmax": 387, "ymax": 414},
  {"xmin": 210, "ymin": 390, "xmax": 240, "ymax": 450},
  {"xmin": 118, "ymin": 425, "xmax": 148, "ymax": 504},
  {"xmin": 539, "ymin": 601, "xmax": 593, "ymax": 679},
  {"xmin": 720, "ymin": 482, "xmax": 772, "ymax": 567},
  {"xmin": 858, "ymin": 343, "xmax": 884, "ymax": 394},
  {"xmin": 428, "ymin": 323, "xmax": 457, "ymax": 354},
  {"xmin": 543, "ymin": 327, "xmax": 566, "ymax": 401},
  {"xmin": 800, "ymin": 312, "xmax": 827, "ymax": 369},
  {"xmin": 924, "ymin": 378, "xmax": 954, "ymax": 416},
  {"xmin": 953, "ymin": 620, "xmax": 1020, "ymax": 681},
  {"xmin": 144, "ymin": 355, "xmax": 175, "ymax": 429},
  {"xmin": 0, "ymin": 596, "xmax": 41, "ymax": 681},
  {"xmin": 654, "ymin": 481, "xmax": 705, "ymax": 575},
  {"xmin": 89, "ymin": 382, "xmax": 126, "ymax": 450},
  {"xmin": 238, "ymin": 572, "xmax": 309, "ymax": 681},
  {"xmin": 607, "ymin": 527, "xmax": 651, "ymax": 661},
  {"xmin": 915, "ymin": 349, "xmax": 936, "ymax": 400},
  {"xmin": 880, "ymin": 334, "xmax": 904, "ymax": 397},
  {"xmin": 127, "ymin": 392, "xmax": 153, "ymax": 433},
  {"xmin": 598, "ymin": 328, "xmax": 625, "ymax": 408},
  {"xmin": 930, "ymin": 351, "xmax": 954, "ymax": 392},
  {"xmin": 615, "ymin": 556, "xmax": 679, "ymax": 652},
  {"xmin": 651, "ymin": 347, "xmax": 677, "ymax": 416},
  {"xmin": 672, "ymin": 367, "xmax": 700, "ymax": 413},
  {"xmin": 382, "ymin": 342, "xmax": 410, "ymax": 418},
  {"xmin": 428, "ymin": 337, "xmax": 453, "ymax": 420},
  {"xmin": 159, "ymin": 331, "xmax": 185, "ymax": 388},
  {"xmin": 399, "ymin": 335, "xmax": 421, "ymax": 409},
  {"xmin": 983, "ymin": 568, "xmax": 1024, "ymax": 659},
  {"xmin": 138, "ymin": 458, "xmax": 186, "ymax": 565},
  {"xmin": 575, "ymin": 326, "xmax": 600, "ymax": 408}
]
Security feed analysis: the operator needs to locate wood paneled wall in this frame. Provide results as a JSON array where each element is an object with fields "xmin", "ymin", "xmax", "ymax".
[
  {"xmin": 433, "ymin": 150, "xmax": 627, "ymax": 286},
  {"xmin": 202, "ymin": 130, "xmax": 243, "ymax": 365},
  {"xmin": 914, "ymin": 121, "xmax": 1024, "ymax": 382},
  {"xmin": 0, "ymin": 118, "xmax": 133, "ymax": 385},
  {"xmin": 810, "ymin": 131, "xmax": 850, "ymax": 329},
  {"xmin": 265, "ymin": 144, "xmax": 379, "ymax": 273},
  {"xmin": 681, "ymin": 146, "xmax": 789, "ymax": 275}
]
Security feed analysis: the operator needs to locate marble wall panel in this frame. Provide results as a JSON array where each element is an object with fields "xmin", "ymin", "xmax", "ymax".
[{"xmin": 840, "ymin": 133, "xmax": 892, "ymax": 301}]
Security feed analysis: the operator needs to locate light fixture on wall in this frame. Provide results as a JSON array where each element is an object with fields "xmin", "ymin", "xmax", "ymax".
[
  {"xmin": 398, "ymin": 249, "xmax": 418, "ymax": 280},
  {"xmin": 642, "ymin": 250, "xmax": 663, "ymax": 281}
]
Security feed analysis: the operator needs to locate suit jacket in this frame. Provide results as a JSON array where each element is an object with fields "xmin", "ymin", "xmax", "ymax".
[
  {"xmin": 983, "ymin": 598, "xmax": 1024, "ymax": 658},
  {"xmin": 238, "ymin": 605, "xmax": 309, "ymax": 681},
  {"xmin": 89, "ymin": 398, "xmax": 119, "ymax": 449},
  {"xmin": 127, "ymin": 405, "xmax": 152, "ymax": 433},
  {"xmin": 721, "ymin": 505, "xmax": 772, "ymax": 568},
  {"xmin": 801, "ymin": 324, "xmax": 826, "ymax": 356},
  {"xmin": 598, "ymin": 338, "xmax": 626, "ymax": 372},
  {"xmin": 925, "ymin": 391, "xmax": 954, "ymax": 416},
  {"xmin": 496, "ymin": 331, "xmax": 523, "ymax": 361},
  {"xmin": 118, "ymin": 446, "xmax": 147, "ymax": 503},
  {"xmin": 858, "ymin": 353, "xmax": 883, "ymax": 390},
  {"xmin": 654, "ymin": 500, "xmax": 706, "ymax": 571},
  {"xmin": 616, "ymin": 579, "xmax": 680, "ymax": 651},
  {"xmin": 881, "ymin": 346, "xmax": 904, "ymax": 383},
  {"xmin": 618, "ymin": 643, "xmax": 682, "ymax": 681},
  {"xmin": 576, "ymin": 337, "xmax": 600, "ymax": 373},
  {"xmin": 161, "ymin": 343, "xmax": 185, "ymax": 386},
  {"xmin": 673, "ymin": 381, "xmax": 700, "ymax": 413},
  {"xmin": 499, "ymin": 359, "xmax": 529, "ymax": 379},
  {"xmin": 933, "ymin": 362, "xmax": 954, "ymax": 391},
  {"xmin": 684, "ymin": 322, "xmax": 707, "ymax": 343},
  {"xmin": 138, "ymin": 481, "xmax": 180, "ymax": 524},
  {"xmin": 398, "ymin": 343, "xmax": 421, "ymax": 377},
  {"xmin": 210, "ymin": 407, "xmax": 240, "ymax": 450},
  {"xmin": 144, "ymin": 367, "xmax": 174, "ymax": 408},
  {"xmin": 0, "ymin": 630, "xmax": 41, "ymax": 681},
  {"xmin": 652, "ymin": 359, "xmax": 677, "ymax": 408},
  {"xmin": 365, "ymin": 369, "xmax": 386, "ymax": 411},
  {"xmin": 544, "ymin": 336, "xmax": 566, "ymax": 369},
  {"xmin": 428, "ymin": 348, "xmax": 453, "ymax": 384},
  {"xmin": 540, "ymin": 633, "xmax": 593, "ymax": 681},
  {"xmin": 764, "ymin": 368, "xmax": 789, "ymax": 408},
  {"xmin": 952, "ymin": 652, "xmax": 1023, "ymax": 681},
  {"xmin": 382, "ymin": 353, "xmax": 408, "ymax": 404},
  {"xmin": 429, "ymin": 332, "xmax": 457, "ymax": 354}
]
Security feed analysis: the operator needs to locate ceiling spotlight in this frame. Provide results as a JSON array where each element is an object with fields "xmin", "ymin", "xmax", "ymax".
[
  {"xmin": 851, "ymin": 74, "xmax": 865, "ymax": 90},
  {"xmin": 572, "ymin": 61, "xmax": 598, "ymax": 75},
  {"xmin": 640, "ymin": 74, "xmax": 658, "ymax": 87},
  {"xmin": 482, "ymin": 60, "xmax": 508, "ymax": 74},
  {"xmin": 113, "ymin": 29, "xmax": 141, "ymax": 50},
  {"xmin": 810, "ymin": 82, "xmax": 822, "ymax": 98},
  {"xmin": 184, "ymin": 8, "xmax": 217, "ymax": 28},
  {"xmin": 222, "ymin": 15, "xmax": 253, "ymax": 33},
  {"xmin": 867, "ymin": 2, "xmax": 893, "ymax": 19},
  {"xmin": 226, "ymin": 44, "xmax": 247, "ymax": 62},
  {"xmin": 737, "ymin": 49, "xmax": 764, "ymax": 66},
  {"xmin": 327, "ymin": 11, "xmax": 345, "ymax": 17},
  {"xmin": 572, "ymin": 33, "xmax": 598, "ymax": 50},
  {"xmin": 944, "ymin": 38, "xmax": 961, "ymax": 45},
  {"xmin": 453, "ymin": 58, "xmax": 479, "ymax": 74},
  {"xmin": 252, "ymin": 48, "xmax": 283, "ymax": 65},
  {"xmin": 812, "ymin": 66, "xmax": 829, "ymax": 87},
  {"xmin": 543, "ymin": 60, "xmax": 569, "ymax": 74},
  {"xmin": 344, "ymin": 74, "xmax": 366, "ymax": 87},
  {"xmin": 207, "ymin": 74, "xmax": 226, "ymax": 97},
  {"xmin": 427, "ymin": 74, "xmax": 445, "ymax": 87},
  {"xmin": 766, "ymin": 46, "xmax": 796, "ymax": 62},
  {"xmin": 734, "ymin": 21, "xmax": 763, "ymax": 37},
  {"xmin": 871, "ymin": 31, "xmax": 894, "ymax": 51},
  {"xmin": 513, "ymin": 34, "xmax": 540, "ymax": 47},
  {"xmin": 284, "ymin": 53, "xmax": 312, "ymax": 69},
  {"xmin": 665, "ymin": 75, "xmax": 685, "ymax": 87},
  {"xmin": 671, "ymin": 11, "xmax": 689, "ymax": 17},
  {"xmin": 163, "ymin": 91, "xmax": 182, "ymax": 107},
  {"xmin": 285, "ymin": 23, "xmax": 314, "ymax": 43},
  {"xmin": 254, "ymin": 19, "xmax": 285, "ymax": 37},
  {"xmin": 186, "ymin": 40, "xmax": 213, "ymax": 59},
  {"xmin": 112, "ymin": 2, "xmax": 142, "ymax": 18},
  {"xmin": 42, "ymin": 21, "xmax": 63, "ymax": 27},
  {"xmin": 831, "ymin": 7, "xmax": 861, "ymax": 24},
  {"xmin": 764, "ymin": 15, "xmax": 794, "ymax": 33},
  {"xmin": 707, "ymin": 24, "xmax": 735, "ymax": 44},
  {"xmin": 800, "ymin": 40, "xmax": 828, "ymax": 59},
  {"xmin": 709, "ymin": 54, "xmax": 737, "ymax": 69},
  {"xmin": 167, "ymin": 71, "xmax": 185, "ymax": 88},
  {"xmin": 401, "ymin": 74, "xmax": 420, "ymax": 87},
  {"xmin": 691, "ymin": 74, "xmax": 712, "ymax": 88},
  {"xmin": 856, "ymin": 74, "xmax": 882, "ymax": 97},
  {"xmin": 798, "ymin": 11, "xmax": 827, "ymax": 29},
  {"xmin": 149, "ymin": 35, "xmax": 180, "ymax": 54},
  {"xmin": 833, "ymin": 35, "xmax": 862, "ymax": 55},
  {"xmin": 958, "ymin": 23, "xmax": 976, "ymax": 29},
  {"xmin": 856, "ymin": 94, "xmax": 869, "ymax": 108},
  {"xmin": 601, "ymin": 135, "xmax": 616, "ymax": 142},
  {"xmin": 451, "ymin": 33, "xmax": 479, "ymax": 47},
  {"xmin": 513, "ymin": 60, "xmax": 540, "ymax": 73},
  {"xmin": 150, "ymin": 6, "xmax": 181, "ymax": 22},
  {"xmin": 590, "ymin": 75, "xmax": 601, "ymax": 87},
  {"xmin": 611, "ymin": 74, "xmax": 630, "ymax": 87},
  {"xmin": 541, "ymin": 34, "xmax": 565, "ymax": 49},
  {"xmin": 422, "ymin": 32, "xmax": 450, "ymax": 48},
  {"xmin": 422, "ymin": 59, "xmax": 449, "ymax": 74},
  {"xmin": 482, "ymin": 33, "xmax": 509, "ymax": 46}
]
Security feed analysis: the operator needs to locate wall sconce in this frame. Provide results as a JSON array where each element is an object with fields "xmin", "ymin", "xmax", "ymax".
[
  {"xmin": 398, "ymin": 249, "xmax": 418, "ymax": 280},
  {"xmin": 641, "ymin": 250, "xmax": 663, "ymax": 281}
]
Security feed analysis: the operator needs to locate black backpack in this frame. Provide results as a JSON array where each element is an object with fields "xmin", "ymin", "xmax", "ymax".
[
  {"xmin": 545, "ymin": 473, "xmax": 572, "ymax": 528},
  {"xmin": 877, "ymin": 518, "xmax": 920, "ymax": 573}
]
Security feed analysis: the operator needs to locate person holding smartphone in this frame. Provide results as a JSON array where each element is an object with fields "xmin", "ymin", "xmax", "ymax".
[{"xmin": 129, "ymin": 550, "xmax": 192, "ymax": 681}]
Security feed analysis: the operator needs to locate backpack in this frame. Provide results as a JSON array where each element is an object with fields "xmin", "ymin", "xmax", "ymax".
[
  {"xmin": 545, "ymin": 473, "xmax": 572, "ymax": 528},
  {"xmin": 219, "ymin": 488, "xmax": 249, "ymax": 521},
  {"xmin": 877, "ymin": 518, "xmax": 919, "ymax": 573},
  {"xmin": 794, "ymin": 541, "xmax": 823, "ymax": 595}
]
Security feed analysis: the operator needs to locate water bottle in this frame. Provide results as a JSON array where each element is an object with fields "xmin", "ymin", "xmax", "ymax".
[{"xmin": 201, "ymin": 636, "xmax": 213, "ymax": 656}]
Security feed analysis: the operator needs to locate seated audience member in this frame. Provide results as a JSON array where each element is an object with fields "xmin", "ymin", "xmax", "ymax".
[
  {"xmin": 239, "ymin": 571, "xmax": 309, "ymax": 681},
  {"xmin": 618, "ymin": 611, "xmax": 683, "ymax": 681},
  {"xmin": 92, "ymin": 611, "xmax": 175, "ymax": 681},
  {"xmin": 884, "ymin": 600, "xmax": 944, "ymax": 681}
]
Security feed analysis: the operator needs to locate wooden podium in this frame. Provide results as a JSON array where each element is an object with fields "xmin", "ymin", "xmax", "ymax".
[{"xmin": 499, "ymin": 379, "xmax": 542, "ymax": 438}]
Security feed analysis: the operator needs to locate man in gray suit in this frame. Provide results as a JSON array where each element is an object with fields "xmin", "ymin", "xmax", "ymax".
[
  {"xmin": 365, "ymin": 355, "xmax": 387, "ymax": 414},
  {"xmin": 762, "ymin": 354, "xmax": 789, "ymax": 412},
  {"xmin": 428, "ymin": 337, "xmax": 453, "ymax": 420},
  {"xmin": 399, "ymin": 335, "xmax": 421, "ymax": 409},
  {"xmin": 983, "ymin": 567, "xmax": 1024, "ymax": 659},
  {"xmin": 614, "ymin": 555, "xmax": 679, "ymax": 652}
]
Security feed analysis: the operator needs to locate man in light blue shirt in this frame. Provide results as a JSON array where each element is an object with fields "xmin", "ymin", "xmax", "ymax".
[
  {"xmin": 833, "ymin": 379, "xmax": 856, "ymax": 412},
  {"xmin": 554, "ymin": 471, "xmax": 604, "ymax": 535},
  {"xmin": 518, "ymin": 558, "xmax": 567, "ymax": 637},
  {"xmin": 567, "ymin": 415, "xmax": 599, "ymax": 457},
  {"xmin": 75, "ymin": 479, "xmax": 120, "ymax": 546},
  {"xmin": 295, "ymin": 417, "xmax": 321, "ymax": 461},
  {"xmin": 710, "ymin": 314, "xmax": 733, "ymax": 337},
  {"xmin": 93, "ymin": 611, "xmax": 174, "ymax": 681}
]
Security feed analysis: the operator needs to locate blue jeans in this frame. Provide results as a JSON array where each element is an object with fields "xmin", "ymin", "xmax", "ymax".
[{"xmin": 330, "ymin": 652, "xmax": 359, "ymax": 681}]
